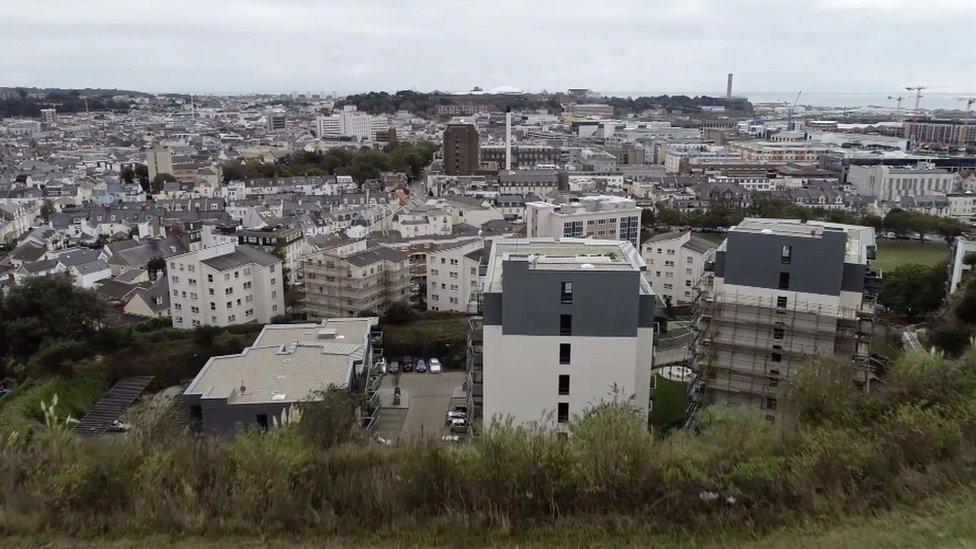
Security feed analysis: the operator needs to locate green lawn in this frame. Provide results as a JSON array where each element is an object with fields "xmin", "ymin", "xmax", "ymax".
[{"xmin": 873, "ymin": 239, "xmax": 950, "ymax": 274}]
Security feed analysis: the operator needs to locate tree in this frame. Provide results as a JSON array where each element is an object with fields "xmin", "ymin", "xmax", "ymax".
[
  {"xmin": 39, "ymin": 199, "xmax": 54, "ymax": 222},
  {"xmin": 878, "ymin": 262, "xmax": 947, "ymax": 319},
  {"xmin": 119, "ymin": 165, "xmax": 135, "ymax": 184},
  {"xmin": 150, "ymin": 172, "xmax": 177, "ymax": 194},
  {"xmin": 0, "ymin": 274, "xmax": 108, "ymax": 363},
  {"xmin": 146, "ymin": 256, "xmax": 166, "ymax": 281}
]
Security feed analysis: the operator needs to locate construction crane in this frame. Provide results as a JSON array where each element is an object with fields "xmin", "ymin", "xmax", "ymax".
[
  {"xmin": 887, "ymin": 95, "xmax": 903, "ymax": 116},
  {"xmin": 905, "ymin": 86, "xmax": 928, "ymax": 117},
  {"xmin": 786, "ymin": 91, "xmax": 802, "ymax": 130}
]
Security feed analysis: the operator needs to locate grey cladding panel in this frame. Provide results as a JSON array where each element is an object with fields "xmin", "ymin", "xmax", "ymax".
[{"xmin": 723, "ymin": 230, "xmax": 847, "ymax": 296}]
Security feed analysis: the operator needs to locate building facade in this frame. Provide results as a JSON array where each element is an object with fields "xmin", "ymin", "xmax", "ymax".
[
  {"xmin": 525, "ymin": 195, "xmax": 641, "ymax": 247},
  {"xmin": 303, "ymin": 243, "xmax": 411, "ymax": 319},
  {"xmin": 469, "ymin": 238, "xmax": 656, "ymax": 427},
  {"xmin": 694, "ymin": 219, "xmax": 880, "ymax": 417},
  {"xmin": 426, "ymin": 238, "xmax": 483, "ymax": 312},
  {"xmin": 443, "ymin": 124, "xmax": 479, "ymax": 176},
  {"xmin": 641, "ymin": 231, "xmax": 718, "ymax": 304},
  {"xmin": 168, "ymin": 243, "xmax": 285, "ymax": 329}
]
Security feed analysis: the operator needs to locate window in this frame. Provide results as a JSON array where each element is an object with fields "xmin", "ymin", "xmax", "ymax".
[
  {"xmin": 773, "ymin": 323, "xmax": 785, "ymax": 340},
  {"xmin": 557, "ymin": 402, "xmax": 569, "ymax": 424},
  {"xmin": 560, "ymin": 282, "xmax": 573, "ymax": 304},
  {"xmin": 256, "ymin": 414, "xmax": 269, "ymax": 429},
  {"xmin": 228, "ymin": 314, "xmax": 236, "ymax": 322},
  {"xmin": 234, "ymin": 271, "xmax": 239, "ymax": 279},
  {"xmin": 190, "ymin": 306, "xmax": 199, "ymax": 314},
  {"xmin": 776, "ymin": 296, "xmax": 788, "ymax": 309},
  {"xmin": 781, "ymin": 245, "xmax": 792, "ymax": 264},
  {"xmin": 558, "ymin": 374, "xmax": 570, "ymax": 395},
  {"xmin": 560, "ymin": 314, "xmax": 572, "ymax": 336},
  {"xmin": 225, "ymin": 287, "xmax": 233, "ymax": 295},
  {"xmin": 771, "ymin": 344, "xmax": 783, "ymax": 362},
  {"xmin": 778, "ymin": 272, "xmax": 790, "ymax": 290},
  {"xmin": 207, "ymin": 274, "xmax": 213, "ymax": 282},
  {"xmin": 559, "ymin": 343, "xmax": 571, "ymax": 364},
  {"xmin": 210, "ymin": 302, "xmax": 216, "ymax": 310}
]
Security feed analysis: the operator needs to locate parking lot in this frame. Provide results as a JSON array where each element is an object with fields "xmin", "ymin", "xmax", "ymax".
[{"xmin": 375, "ymin": 370, "xmax": 465, "ymax": 441}]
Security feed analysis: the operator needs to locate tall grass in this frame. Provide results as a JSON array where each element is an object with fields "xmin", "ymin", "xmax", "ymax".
[{"xmin": 1, "ymin": 349, "xmax": 975, "ymax": 540}]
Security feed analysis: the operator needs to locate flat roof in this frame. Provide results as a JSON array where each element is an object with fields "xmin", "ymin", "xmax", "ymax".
[{"xmin": 729, "ymin": 218, "xmax": 876, "ymax": 264}]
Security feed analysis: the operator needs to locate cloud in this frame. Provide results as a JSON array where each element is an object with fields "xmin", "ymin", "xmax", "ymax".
[{"xmin": 0, "ymin": 0, "xmax": 973, "ymax": 94}]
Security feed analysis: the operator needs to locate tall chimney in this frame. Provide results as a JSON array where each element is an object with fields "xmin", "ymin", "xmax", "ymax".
[
  {"xmin": 505, "ymin": 108, "xmax": 512, "ymax": 171},
  {"xmin": 726, "ymin": 73, "xmax": 733, "ymax": 100}
]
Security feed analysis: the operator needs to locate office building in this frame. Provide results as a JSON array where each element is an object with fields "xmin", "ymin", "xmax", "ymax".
[
  {"xmin": 316, "ymin": 105, "xmax": 388, "ymax": 142},
  {"xmin": 265, "ymin": 109, "xmax": 287, "ymax": 132},
  {"xmin": 693, "ymin": 219, "xmax": 880, "ymax": 417},
  {"xmin": 847, "ymin": 164, "xmax": 959, "ymax": 201},
  {"xmin": 468, "ymin": 238, "xmax": 656, "ymax": 427},
  {"xmin": 443, "ymin": 124, "xmax": 479, "ymax": 176},
  {"xmin": 168, "ymin": 243, "xmax": 285, "ymax": 329},
  {"xmin": 183, "ymin": 317, "xmax": 380, "ymax": 433},
  {"xmin": 641, "ymin": 231, "xmax": 718, "ymax": 304},
  {"xmin": 727, "ymin": 141, "xmax": 829, "ymax": 163},
  {"xmin": 525, "ymin": 195, "xmax": 641, "ymax": 247},
  {"xmin": 303, "ymin": 242, "xmax": 411, "ymax": 319}
]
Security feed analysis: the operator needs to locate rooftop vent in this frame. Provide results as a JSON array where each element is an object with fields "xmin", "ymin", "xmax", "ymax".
[{"xmin": 318, "ymin": 328, "xmax": 337, "ymax": 340}]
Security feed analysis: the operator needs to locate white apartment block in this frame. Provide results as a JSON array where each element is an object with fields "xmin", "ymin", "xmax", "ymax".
[
  {"xmin": 949, "ymin": 236, "xmax": 976, "ymax": 295},
  {"xmin": 641, "ymin": 231, "xmax": 718, "ymax": 304},
  {"xmin": 168, "ymin": 243, "xmax": 284, "ymax": 329},
  {"xmin": 316, "ymin": 105, "xmax": 388, "ymax": 142},
  {"xmin": 426, "ymin": 238, "xmax": 483, "ymax": 312},
  {"xmin": 389, "ymin": 205, "xmax": 453, "ymax": 237},
  {"xmin": 525, "ymin": 195, "xmax": 641, "ymax": 247},
  {"xmin": 471, "ymin": 238, "xmax": 656, "ymax": 427},
  {"xmin": 848, "ymin": 164, "xmax": 959, "ymax": 202}
]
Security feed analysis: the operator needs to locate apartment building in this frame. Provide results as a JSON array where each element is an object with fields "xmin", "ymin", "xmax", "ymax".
[
  {"xmin": 641, "ymin": 231, "xmax": 718, "ymax": 304},
  {"xmin": 426, "ymin": 238, "xmax": 483, "ymax": 312},
  {"xmin": 183, "ymin": 317, "xmax": 379, "ymax": 433},
  {"xmin": 168, "ymin": 243, "xmax": 285, "ymax": 329},
  {"xmin": 727, "ymin": 141, "xmax": 828, "ymax": 163},
  {"xmin": 948, "ymin": 236, "xmax": 976, "ymax": 295},
  {"xmin": 694, "ymin": 219, "xmax": 880, "ymax": 417},
  {"xmin": 303, "ymin": 242, "xmax": 410, "ymax": 319},
  {"xmin": 388, "ymin": 204, "xmax": 453, "ymax": 237},
  {"xmin": 525, "ymin": 195, "xmax": 641, "ymax": 247},
  {"xmin": 237, "ymin": 226, "xmax": 304, "ymax": 280},
  {"xmin": 468, "ymin": 238, "xmax": 656, "ymax": 427},
  {"xmin": 146, "ymin": 147, "xmax": 174, "ymax": 180},
  {"xmin": 443, "ymin": 124, "xmax": 479, "ymax": 176},
  {"xmin": 847, "ymin": 164, "xmax": 958, "ymax": 201},
  {"xmin": 265, "ymin": 108, "xmax": 286, "ymax": 132}
]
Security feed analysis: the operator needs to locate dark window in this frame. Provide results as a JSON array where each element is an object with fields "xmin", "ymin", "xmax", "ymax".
[
  {"xmin": 771, "ymin": 344, "xmax": 783, "ymax": 363},
  {"xmin": 776, "ymin": 296, "xmax": 788, "ymax": 309},
  {"xmin": 256, "ymin": 414, "xmax": 269, "ymax": 429},
  {"xmin": 781, "ymin": 245, "xmax": 792, "ymax": 264},
  {"xmin": 778, "ymin": 272, "xmax": 790, "ymax": 290},
  {"xmin": 558, "ymin": 374, "xmax": 570, "ymax": 395},
  {"xmin": 557, "ymin": 402, "xmax": 569, "ymax": 424},
  {"xmin": 772, "ymin": 322, "xmax": 785, "ymax": 340},
  {"xmin": 560, "ymin": 282, "xmax": 573, "ymax": 304},
  {"xmin": 559, "ymin": 343, "xmax": 571, "ymax": 364},
  {"xmin": 560, "ymin": 314, "xmax": 572, "ymax": 336},
  {"xmin": 766, "ymin": 397, "xmax": 778, "ymax": 411}
]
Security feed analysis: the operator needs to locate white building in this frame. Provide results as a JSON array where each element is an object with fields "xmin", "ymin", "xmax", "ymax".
[
  {"xmin": 471, "ymin": 238, "xmax": 656, "ymax": 428},
  {"xmin": 949, "ymin": 236, "xmax": 976, "ymax": 295},
  {"xmin": 641, "ymin": 231, "xmax": 719, "ymax": 304},
  {"xmin": 847, "ymin": 164, "xmax": 959, "ymax": 202},
  {"xmin": 426, "ymin": 238, "xmax": 483, "ymax": 312},
  {"xmin": 168, "ymin": 243, "xmax": 285, "ymax": 329},
  {"xmin": 525, "ymin": 195, "xmax": 641, "ymax": 247},
  {"xmin": 316, "ymin": 105, "xmax": 388, "ymax": 142}
]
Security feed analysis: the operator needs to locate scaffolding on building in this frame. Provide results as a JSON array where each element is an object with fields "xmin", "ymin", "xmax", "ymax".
[{"xmin": 681, "ymin": 265, "xmax": 884, "ymax": 425}]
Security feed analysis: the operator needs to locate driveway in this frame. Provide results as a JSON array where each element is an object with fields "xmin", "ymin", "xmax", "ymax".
[{"xmin": 377, "ymin": 371, "xmax": 463, "ymax": 440}]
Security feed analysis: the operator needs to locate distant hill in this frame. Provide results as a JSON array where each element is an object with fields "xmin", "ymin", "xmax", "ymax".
[{"xmin": 0, "ymin": 87, "xmax": 147, "ymax": 117}]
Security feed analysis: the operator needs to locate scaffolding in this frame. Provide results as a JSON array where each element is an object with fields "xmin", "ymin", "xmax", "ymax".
[{"xmin": 683, "ymin": 269, "xmax": 880, "ymax": 423}]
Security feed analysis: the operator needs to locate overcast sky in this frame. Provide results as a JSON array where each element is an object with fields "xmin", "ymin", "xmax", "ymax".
[{"xmin": 2, "ymin": 0, "xmax": 974, "ymax": 95}]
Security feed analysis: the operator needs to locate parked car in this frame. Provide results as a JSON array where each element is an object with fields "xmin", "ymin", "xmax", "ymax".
[
  {"xmin": 429, "ymin": 358, "xmax": 442, "ymax": 374},
  {"xmin": 415, "ymin": 359, "xmax": 427, "ymax": 373},
  {"xmin": 402, "ymin": 356, "xmax": 414, "ymax": 372},
  {"xmin": 387, "ymin": 361, "xmax": 400, "ymax": 374}
]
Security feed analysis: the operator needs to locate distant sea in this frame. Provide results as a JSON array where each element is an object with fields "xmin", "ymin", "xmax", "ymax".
[{"xmin": 606, "ymin": 91, "xmax": 974, "ymax": 111}]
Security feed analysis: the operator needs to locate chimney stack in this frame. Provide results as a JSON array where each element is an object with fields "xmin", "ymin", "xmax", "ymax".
[
  {"xmin": 504, "ymin": 108, "xmax": 512, "ymax": 171},
  {"xmin": 726, "ymin": 73, "xmax": 733, "ymax": 100}
]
